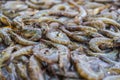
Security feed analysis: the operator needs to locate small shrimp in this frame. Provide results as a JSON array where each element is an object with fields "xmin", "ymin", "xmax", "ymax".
[
  {"xmin": 0, "ymin": 13, "xmax": 12, "ymax": 27},
  {"xmin": 83, "ymin": 20, "xmax": 105, "ymax": 30},
  {"xmin": 33, "ymin": 47, "xmax": 59, "ymax": 64},
  {"xmin": 92, "ymin": 4, "xmax": 111, "ymax": 15},
  {"xmin": 101, "ymin": 29, "xmax": 120, "ymax": 38},
  {"xmin": 89, "ymin": 37, "xmax": 113, "ymax": 52},
  {"xmin": 41, "ymin": 39, "xmax": 70, "ymax": 71},
  {"xmin": 29, "ymin": 16, "xmax": 63, "ymax": 24},
  {"xmin": 29, "ymin": 0, "xmax": 44, "ymax": 5},
  {"xmin": 94, "ymin": 17, "xmax": 120, "ymax": 29},
  {"xmin": 49, "ymin": 10, "xmax": 78, "ymax": 18},
  {"xmin": 72, "ymin": 54, "xmax": 104, "ymax": 80},
  {"xmin": 68, "ymin": 0, "xmax": 87, "ymax": 24},
  {"xmin": 0, "ymin": 27, "xmax": 12, "ymax": 45},
  {"xmin": 7, "ymin": 62, "xmax": 18, "ymax": 80},
  {"xmin": 22, "ymin": 27, "xmax": 42, "ymax": 41},
  {"xmin": 0, "ymin": 45, "xmax": 15, "ymax": 68},
  {"xmin": 46, "ymin": 29, "xmax": 71, "ymax": 45},
  {"xmin": 28, "ymin": 56, "xmax": 44, "ymax": 80},
  {"xmin": 60, "ymin": 26, "xmax": 88, "ymax": 42},
  {"xmin": 103, "ymin": 75, "xmax": 120, "ymax": 80},
  {"xmin": 51, "ymin": 3, "xmax": 70, "ymax": 11},
  {"xmin": 9, "ymin": 31, "xmax": 38, "ymax": 46},
  {"xmin": 16, "ymin": 62, "xmax": 30, "ymax": 80},
  {"xmin": 10, "ymin": 46, "xmax": 33, "ymax": 60}
]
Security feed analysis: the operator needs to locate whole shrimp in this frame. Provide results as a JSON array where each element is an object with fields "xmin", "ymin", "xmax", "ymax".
[
  {"xmin": 89, "ymin": 37, "xmax": 113, "ymax": 52},
  {"xmin": 28, "ymin": 56, "xmax": 44, "ymax": 80},
  {"xmin": 71, "ymin": 54, "xmax": 104, "ymax": 80},
  {"xmin": 9, "ymin": 31, "xmax": 38, "ymax": 46},
  {"xmin": 10, "ymin": 46, "xmax": 33, "ymax": 60},
  {"xmin": 46, "ymin": 29, "xmax": 71, "ymax": 45}
]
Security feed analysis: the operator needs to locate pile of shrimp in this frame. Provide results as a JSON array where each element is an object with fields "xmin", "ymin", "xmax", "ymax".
[{"xmin": 0, "ymin": 0, "xmax": 120, "ymax": 80}]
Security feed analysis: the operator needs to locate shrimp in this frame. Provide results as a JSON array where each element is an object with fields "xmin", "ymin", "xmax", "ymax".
[
  {"xmin": 60, "ymin": 26, "xmax": 88, "ymax": 42},
  {"xmin": 22, "ymin": 27, "xmax": 42, "ymax": 41},
  {"xmin": 46, "ymin": 29, "xmax": 71, "ymax": 45},
  {"xmin": 72, "ymin": 54, "xmax": 104, "ymax": 80},
  {"xmin": 41, "ymin": 39, "xmax": 70, "ymax": 71},
  {"xmin": 89, "ymin": 37, "xmax": 113, "ymax": 52},
  {"xmin": 0, "ymin": 13, "xmax": 12, "ymax": 27},
  {"xmin": 83, "ymin": 20, "xmax": 105, "ymax": 30},
  {"xmin": 94, "ymin": 17, "xmax": 120, "ymax": 29},
  {"xmin": 68, "ymin": 0, "xmax": 87, "ymax": 24},
  {"xmin": 16, "ymin": 62, "xmax": 30, "ymax": 80},
  {"xmin": 49, "ymin": 10, "xmax": 78, "ymax": 18},
  {"xmin": 0, "ymin": 45, "xmax": 16, "ymax": 68},
  {"xmin": 28, "ymin": 56, "xmax": 44, "ymax": 80},
  {"xmin": 9, "ymin": 31, "xmax": 38, "ymax": 46},
  {"xmin": 0, "ymin": 27, "xmax": 12, "ymax": 45},
  {"xmin": 10, "ymin": 46, "xmax": 33, "ymax": 60}
]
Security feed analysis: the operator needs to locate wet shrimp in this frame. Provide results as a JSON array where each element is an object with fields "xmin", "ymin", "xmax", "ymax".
[
  {"xmin": 72, "ymin": 54, "xmax": 104, "ymax": 80},
  {"xmin": 93, "ymin": 17, "xmax": 120, "ymax": 29},
  {"xmin": 0, "ymin": 45, "xmax": 15, "ymax": 68},
  {"xmin": 49, "ymin": 10, "xmax": 78, "ymax": 18},
  {"xmin": 89, "ymin": 37, "xmax": 113, "ymax": 52},
  {"xmin": 9, "ymin": 31, "xmax": 38, "ymax": 46},
  {"xmin": 68, "ymin": 0, "xmax": 87, "ymax": 24},
  {"xmin": 41, "ymin": 39, "xmax": 70, "ymax": 71},
  {"xmin": 0, "ymin": 13, "xmax": 12, "ymax": 26},
  {"xmin": 16, "ymin": 62, "xmax": 30, "ymax": 80},
  {"xmin": 10, "ymin": 46, "xmax": 33, "ymax": 60},
  {"xmin": 60, "ymin": 26, "xmax": 88, "ymax": 42},
  {"xmin": 21, "ymin": 27, "xmax": 42, "ymax": 41},
  {"xmin": 28, "ymin": 56, "xmax": 44, "ymax": 80},
  {"xmin": 83, "ymin": 20, "xmax": 106, "ymax": 30},
  {"xmin": 46, "ymin": 29, "xmax": 71, "ymax": 45},
  {"xmin": 0, "ymin": 27, "xmax": 12, "ymax": 45}
]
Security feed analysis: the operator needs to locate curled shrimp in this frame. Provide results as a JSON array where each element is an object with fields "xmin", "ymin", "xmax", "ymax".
[
  {"xmin": 72, "ymin": 54, "xmax": 104, "ymax": 80},
  {"xmin": 46, "ymin": 29, "xmax": 71, "ymax": 45},
  {"xmin": 10, "ymin": 46, "xmax": 33, "ymax": 60},
  {"xmin": 21, "ymin": 27, "xmax": 42, "ymax": 41},
  {"xmin": 0, "ymin": 27, "xmax": 12, "ymax": 45},
  {"xmin": 9, "ymin": 31, "xmax": 38, "ymax": 46},
  {"xmin": 60, "ymin": 26, "xmax": 88, "ymax": 42},
  {"xmin": 0, "ymin": 13, "xmax": 12, "ymax": 27},
  {"xmin": 41, "ymin": 39, "xmax": 70, "ymax": 71},
  {"xmin": 16, "ymin": 62, "xmax": 30, "ymax": 80},
  {"xmin": 93, "ymin": 17, "xmax": 120, "ymax": 29},
  {"xmin": 0, "ymin": 45, "xmax": 15, "ymax": 68},
  {"xmin": 49, "ymin": 10, "xmax": 78, "ymax": 18},
  {"xmin": 89, "ymin": 37, "xmax": 113, "ymax": 52},
  {"xmin": 83, "ymin": 20, "xmax": 105, "ymax": 30},
  {"xmin": 68, "ymin": 0, "xmax": 87, "ymax": 24},
  {"xmin": 29, "ymin": 56, "xmax": 44, "ymax": 80}
]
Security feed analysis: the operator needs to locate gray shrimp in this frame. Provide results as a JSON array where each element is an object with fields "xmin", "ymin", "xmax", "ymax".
[
  {"xmin": 46, "ymin": 29, "xmax": 71, "ymax": 45},
  {"xmin": 9, "ymin": 31, "xmax": 38, "ymax": 46},
  {"xmin": 10, "ymin": 46, "xmax": 33, "ymax": 60},
  {"xmin": 89, "ymin": 37, "xmax": 113, "ymax": 52},
  {"xmin": 0, "ymin": 27, "xmax": 12, "ymax": 45},
  {"xmin": 28, "ymin": 56, "xmax": 44, "ymax": 80},
  {"xmin": 22, "ymin": 27, "xmax": 42, "ymax": 41}
]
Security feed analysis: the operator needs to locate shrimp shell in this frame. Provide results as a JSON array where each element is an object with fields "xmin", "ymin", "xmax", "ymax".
[
  {"xmin": 94, "ymin": 17, "xmax": 120, "ymax": 28},
  {"xmin": 9, "ymin": 31, "xmax": 38, "ymax": 46},
  {"xmin": 11, "ymin": 46, "xmax": 33, "ymax": 60},
  {"xmin": 89, "ymin": 37, "xmax": 113, "ymax": 52},
  {"xmin": 46, "ymin": 29, "xmax": 71, "ymax": 45},
  {"xmin": 29, "ymin": 56, "xmax": 44, "ymax": 80}
]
